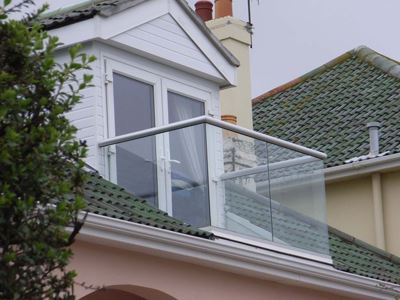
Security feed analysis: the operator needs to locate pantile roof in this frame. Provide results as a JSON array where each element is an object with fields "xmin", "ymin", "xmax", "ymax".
[
  {"xmin": 83, "ymin": 172, "xmax": 213, "ymax": 239},
  {"xmin": 252, "ymin": 46, "xmax": 400, "ymax": 167},
  {"xmin": 83, "ymin": 172, "xmax": 400, "ymax": 284}
]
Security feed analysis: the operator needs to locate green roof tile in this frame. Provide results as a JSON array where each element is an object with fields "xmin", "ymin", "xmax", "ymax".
[
  {"xmin": 252, "ymin": 46, "xmax": 400, "ymax": 167},
  {"xmin": 82, "ymin": 172, "xmax": 213, "ymax": 239},
  {"xmin": 330, "ymin": 227, "xmax": 400, "ymax": 284}
]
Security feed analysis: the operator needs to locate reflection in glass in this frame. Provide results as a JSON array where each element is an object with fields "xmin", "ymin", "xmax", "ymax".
[
  {"xmin": 220, "ymin": 129, "xmax": 329, "ymax": 257},
  {"xmin": 113, "ymin": 73, "xmax": 158, "ymax": 206},
  {"xmin": 168, "ymin": 92, "xmax": 210, "ymax": 227}
]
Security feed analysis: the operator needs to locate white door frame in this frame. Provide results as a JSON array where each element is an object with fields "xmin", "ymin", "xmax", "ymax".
[
  {"xmin": 103, "ymin": 57, "xmax": 216, "ymax": 221},
  {"xmin": 104, "ymin": 58, "xmax": 167, "ymax": 209},
  {"xmin": 161, "ymin": 78, "xmax": 211, "ymax": 216}
]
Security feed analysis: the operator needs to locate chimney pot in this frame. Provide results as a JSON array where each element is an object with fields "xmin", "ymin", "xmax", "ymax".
[
  {"xmin": 222, "ymin": 114, "xmax": 237, "ymax": 125},
  {"xmin": 195, "ymin": 1, "xmax": 213, "ymax": 22},
  {"xmin": 215, "ymin": 0, "xmax": 233, "ymax": 18},
  {"xmin": 367, "ymin": 122, "xmax": 381, "ymax": 156}
]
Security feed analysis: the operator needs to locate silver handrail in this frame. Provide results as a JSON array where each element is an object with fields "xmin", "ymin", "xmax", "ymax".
[{"xmin": 98, "ymin": 116, "xmax": 327, "ymax": 159}]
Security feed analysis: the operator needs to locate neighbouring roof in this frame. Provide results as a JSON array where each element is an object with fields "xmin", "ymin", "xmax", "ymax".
[
  {"xmin": 330, "ymin": 227, "xmax": 400, "ymax": 284},
  {"xmin": 83, "ymin": 172, "xmax": 400, "ymax": 284},
  {"xmin": 252, "ymin": 46, "xmax": 400, "ymax": 167},
  {"xmin": 39, "ymin": 0, "xmax": 240, "ymax": 67},
  {"xmin": 83, "ymin": 172, "xmax": 213, "ymax": 238}
]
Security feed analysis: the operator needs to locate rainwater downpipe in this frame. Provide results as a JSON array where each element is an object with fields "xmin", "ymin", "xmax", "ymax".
[{"xmin": 367, "ymin": 122, "xmax": 386, "ymax": 250}]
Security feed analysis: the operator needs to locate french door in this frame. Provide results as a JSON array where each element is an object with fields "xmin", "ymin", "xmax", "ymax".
[{"xmin": 105, "ymin": 60, "xmax": 211, "ymax": 227}]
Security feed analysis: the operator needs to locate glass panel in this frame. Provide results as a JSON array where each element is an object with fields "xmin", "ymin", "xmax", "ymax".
[
  {"xmin": 103, "ymin": 124, "xmax": 210, "ymax": 227},
  {"xmin": 220, "ymin": 130, "xmax": 273, "ymax": 240},
  {"xmin": 168, "ymin": 92, "xmax": 210, "ymax": 227},
  {"xmin": 217, "ymin": 128, "xmax": 329, "ymax": 257},
  {"xmin": 267, "ymin": 144, "xmax": 329, "ymax": 256},
  {"xmin": 113, "ymin": 73, "xmax": 158, "ymax": 206},
  {"xmin": 114, "ymin": 137, "xmax": 158, "ymax": 206},
  {"xmin": 101, "ymin": 109, "xmax": 329, "ymax": 257}
]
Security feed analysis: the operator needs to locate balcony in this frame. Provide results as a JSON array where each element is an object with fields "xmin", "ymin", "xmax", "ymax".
[{"xmin": 99, "ymin": 116, "xmax": 329, "ymax": 260}]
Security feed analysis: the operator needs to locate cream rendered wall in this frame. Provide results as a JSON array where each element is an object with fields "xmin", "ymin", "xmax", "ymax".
[
  {"xmin": 382, "ymin": 171, "xmax": 400, "ymax": 255},
  {"xmin": 71, "ymin": 240, "xmax": 358, "ymax": 300},
  {"xmin": 207, "ymin": 17, "xmax": 253, "ymax": 129},
  {"xmin": 326, "ymin": 177, "xmax": 376, "ymax": 246},
  {"xmin": 326, "ymin": 170, "xmax": 400, "ymax": 256}
]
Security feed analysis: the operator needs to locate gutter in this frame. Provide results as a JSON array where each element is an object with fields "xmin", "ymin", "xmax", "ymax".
[
  {"xmin": 78, "ymin": 212, "xmax": 400, "ymax": 300},
  {"xmin": 325, "ymin": 153, "xmax": 400, "ymax": 183}
]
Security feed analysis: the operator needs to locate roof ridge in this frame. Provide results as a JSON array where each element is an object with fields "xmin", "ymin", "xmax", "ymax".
[
  {"xmin": 354, "ymin": 45, "xmax": 400, "ymax": 79},
  {"xmin": 40, "ymin": 0, "xmax": 109, "ymax": 19},
  {"xmin": 329, "ymin": 226, "xmax": 400, "ymax": 265},
  {"xmin": 252, "ymin": 46, "xmax": 400, "ymax": 106},
  {"xmin": 252, "ymin": 51, "xmax": 353, "ymax": 105}
]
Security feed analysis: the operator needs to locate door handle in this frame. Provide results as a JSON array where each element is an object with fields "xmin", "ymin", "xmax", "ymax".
[{"xmin": 169, "ymin": 159, "xmax": 181, "ymax": 165}]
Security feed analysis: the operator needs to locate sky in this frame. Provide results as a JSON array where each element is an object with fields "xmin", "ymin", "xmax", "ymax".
[{"xmin": 22, "ymin": 0, "xmax": 400, "ymax": 97}]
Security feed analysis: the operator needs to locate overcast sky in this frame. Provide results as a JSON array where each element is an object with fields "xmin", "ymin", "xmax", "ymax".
[
  {"xmin": 25, "ymin": 0, "xmax": 400, "ymax": 97},
  {"xmin": 188, "ymin": 0, "xmax": 400, "ymax": 98}
]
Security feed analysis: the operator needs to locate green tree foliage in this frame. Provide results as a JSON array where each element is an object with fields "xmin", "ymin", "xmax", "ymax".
[{"xmin": 0, "ymin": 1, "xmax": 95, "ymax": 299}]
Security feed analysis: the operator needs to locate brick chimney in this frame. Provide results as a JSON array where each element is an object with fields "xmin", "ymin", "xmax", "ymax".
[
  {"xmin": 215, "ymin": 0, "xmax": 232, "ymax": 18},
  {"xmin": 195, "ymin": 1, "xmax": 213, "ymax": 22}
]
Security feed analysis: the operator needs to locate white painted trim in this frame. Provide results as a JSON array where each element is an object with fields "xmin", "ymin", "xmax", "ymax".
[
  {"xmin": 208, "ymin": 226, "xmax": 331, "ymax": 264},
  {"xmin": 168, "ymin": 0, "xmax": 237, "ymax": 86},
  {"xmin": 325, "ymin": 153, "xmax": 400, "ymax": 183},
  {"xmin": 48, "ymin": 0, "xmax": 236, "ymax": 87},
  {"xmin": 78, "ymin": 213, "xmax": 400, "ymax": 300}
]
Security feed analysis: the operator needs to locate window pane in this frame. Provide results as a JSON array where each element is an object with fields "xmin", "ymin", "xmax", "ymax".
[
  {"xmin": 168, "ymin": 92, "xmax": 210, "ymax": 227},
  {"xmin": 113, "ymin": 73, "xmax": 155, "ymax": 134},
  {"xmin": 113, "ymin": 73, "xmax": 158, "ymax": 207}
]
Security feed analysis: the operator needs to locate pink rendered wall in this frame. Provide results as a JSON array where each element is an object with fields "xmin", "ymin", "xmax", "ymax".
[{"xmin": 70, "ymin": 240, "xmax": 358, "ymax": 300}]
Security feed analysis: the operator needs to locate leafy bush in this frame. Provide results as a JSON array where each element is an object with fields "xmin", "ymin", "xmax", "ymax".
[{"xmin": 0, "ymin": 1, "xmax": 95, "ymax": 299}]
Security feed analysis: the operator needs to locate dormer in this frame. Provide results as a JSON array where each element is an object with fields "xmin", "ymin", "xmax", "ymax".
[{"xmin": 44, "ymin": 0, "xmax": 330, "ymax": 263}]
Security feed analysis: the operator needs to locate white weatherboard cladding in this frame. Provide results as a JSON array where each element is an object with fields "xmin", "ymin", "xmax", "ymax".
[
  {"xmin": 59, "ymin": 41, "xmax": 221, "ymax": 174},
  {"xmin": 56, "ymin": 43, "xmax": 103, "ymax": 170},
  {"xmin": 111, "ymin": 14, "xmax": 222, "ymax": 81}
]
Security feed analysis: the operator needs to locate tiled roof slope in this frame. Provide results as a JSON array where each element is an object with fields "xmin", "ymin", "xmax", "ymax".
[
  {"xmin": 40, "ymin": 0, "xmax": 137, "ymax": 30},
  {"xmin": 82, "ymin": 172, "xmax": 213, "ymax": 238},
  {"xmin": 252, "ymin": 46, "xmax": 400, "ymax": 167},
  {"xmin": 330, "ymin": 227, "xmax": 400, "ymax": 284},
  {"xmin": 82, "ymin": 172, "xmax": 400, "ymax": 283}
]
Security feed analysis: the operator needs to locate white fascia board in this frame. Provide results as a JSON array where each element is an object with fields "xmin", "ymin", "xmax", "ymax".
[
  {"xmin": 48, "ymin": 0, "xmax": 230, "ymax": 86},
  {"xmin": 97, "ymin": 0, "xmax": 169, "ymax": 40},
  {"xmin": 78, "ymin": 212, "xmax": 399, "ymax": 300},
  {"xmin": 325, "ymin": 153, "xmax": 400, "ymax": 183},
  {"xmin": 48, "ymin": 0, "xmax": 168, "ymax": 49},
  {"xmin": 48, "ymin": 18, "xmax": 97, "ymax": 49},
  {"xmin": 168, "ymin": 0, "xmax": 237, "ymax": 87}
]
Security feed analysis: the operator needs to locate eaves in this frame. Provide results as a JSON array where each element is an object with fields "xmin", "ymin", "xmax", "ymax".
[
  {"xmin": 78, "ymin": 212, "xmax": 400, "ymax": 300},
  {"xmin": 325, "ymin": 153, "xmax": 400, "ymax": 183}
]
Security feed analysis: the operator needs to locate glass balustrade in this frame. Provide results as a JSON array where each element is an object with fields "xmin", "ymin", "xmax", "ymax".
[{"xmin": 99, "ymin": 117, "xmax": 329, "ymax": 258}]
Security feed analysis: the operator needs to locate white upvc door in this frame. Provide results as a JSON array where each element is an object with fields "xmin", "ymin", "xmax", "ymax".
[
  {"xmin": 162, "ymin": 79, "xmax": 212, "ymax": 227},
  {"xmin": 104, "ymin": 58, "xmax": 213, "ymax": 226},
  {"xmin": 104, "ymin": 59, "xmax": 167, "ymax": 208}
]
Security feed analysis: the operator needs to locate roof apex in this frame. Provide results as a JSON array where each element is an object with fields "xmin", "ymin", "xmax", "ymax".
[
  {"xmin": 40, "ymin": 0, "xmax": 240, "ymax": 68},
  {"xmin": 252, "ymin": 46, "xmax": 400, "ymax": 106}
]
